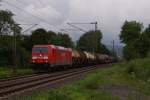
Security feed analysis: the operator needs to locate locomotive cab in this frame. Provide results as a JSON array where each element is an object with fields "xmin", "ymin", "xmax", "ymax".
[
  {"xmin": 32, "ymin": 46, "xmax": 49, "ymax": 63},
  {"xmin": 31, "ymin": 45, "xmax": 52, "ymax": 71},
  {"xmin": 31, "ymin": 45, "xmax": 72, "ymax": 71}
]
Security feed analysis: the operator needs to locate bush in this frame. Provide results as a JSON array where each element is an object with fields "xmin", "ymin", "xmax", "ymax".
[
  {"xmin": 0, "ymin": 48, "xmax": 13, "ymax": 66},
  {"xmin": 48, "ymin": 90, "xmax": 72, "ymax": 100},
  {"xmin": 124, "ymin": 59, "xmax": 150, "ymax": 81},
  {"xmin": 19, "ymin": 47, "xmax": 31, "ymax": 67}
]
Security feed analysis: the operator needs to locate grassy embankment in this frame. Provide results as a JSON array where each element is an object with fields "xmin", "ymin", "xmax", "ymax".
[
  {"xmin": 0, "ymin": 66, "xmax": 33, "ymax": 78},
  {"xmin": 17, "ymin": 59, "xmax": 150, "ymax": 100}
]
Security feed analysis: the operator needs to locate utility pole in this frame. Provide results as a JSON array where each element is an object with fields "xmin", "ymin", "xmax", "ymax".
[
  {"xmin": 111, "ymin": 40, "xmax": 115, "ymax": 56},
  {"xmin": 12, "ymin": 31, "xmax": 17, "ymax": 74},
  {"xmin": 12, "ymin": 24, "xmax": 38, "ymax": 74},
  {"xmin": 90, "ymin": 21, "xmax": 98, "ymax": 31}
]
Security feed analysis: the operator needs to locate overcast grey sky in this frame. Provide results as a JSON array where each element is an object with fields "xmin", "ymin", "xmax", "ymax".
[{"xmin": 1, "ymin": 0, "xmax": 150, "ymax": 45}]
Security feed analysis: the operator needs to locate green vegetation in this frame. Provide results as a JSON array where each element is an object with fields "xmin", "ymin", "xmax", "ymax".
[
  {"xmin": 120, "ymin": 21, "xmax": 150, "ymax": 60},
  {"xmin": 0, "ymin": 67, "xmax": 33, "ymax": 78},
  {"xmin": 24, "ymin": 29, "xmax": 75, "ymax": 52},
  {"xmin": 18, "ymin": 58, "xmax": 150, "ymax": 100},
  {"xmin": 77, "ymin": 30, "xmax": 110, "ymax": 54}
]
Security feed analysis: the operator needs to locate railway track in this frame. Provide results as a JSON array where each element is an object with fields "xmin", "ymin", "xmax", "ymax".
[
  {"xmin": 0, "ymin": 65, "xmax": 102, "ymax": 100},
  {"xmin": 0, "ymin": 74, "xmax": 40, "ymax": 82}
]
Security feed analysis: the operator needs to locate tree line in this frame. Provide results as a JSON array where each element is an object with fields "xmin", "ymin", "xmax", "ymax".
[
  {"xmin": 0, "ymin": 10, "xmax": 111, "ymax": 67},
  {"xmin": 120, "ymin": 21, "xmax": 150, "ymax": 60}
]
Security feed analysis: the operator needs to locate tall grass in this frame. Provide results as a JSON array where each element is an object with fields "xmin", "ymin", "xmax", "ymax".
[
  {"xmin": 124, "ymin": 59, "xmax": 150, "ymax": 81},
  {"xmin": 0, "ymin": 66, "xmax": 33, "ymax": 78}
]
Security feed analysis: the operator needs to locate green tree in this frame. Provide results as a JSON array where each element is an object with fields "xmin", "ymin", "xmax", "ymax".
[
  {"xmin": 120, "ymin": 21, "xmax": 142, "ymax": 44},
  {"xmin": 0, "ymin": 10, "xmax": 21, "ymax": 66},
  {"xmin": 143, "ymin": 24, "xmax": 150, "ymax": 43},
  {"xmin": 123, "ymin": 43, "xmax": 140, "ymax": 60},
  {"xmin": 31, "ymin": 28, "xmax": 49, "ymax": 44},
  {"xmin": 120, "ymin": 21, "xmax": 150, "ymax": 60},
  {"xmin": 47, "ymin": 31, "xmax": 58, "ymax": 44},
  {"xmin": 23, "ymin": 29, "xmax": 74, "ymax": 51},
  {"xmin": 100, "ymin": 44, "xmax": 111, "ymax": 54},
  {"xmin": 77, "ymin": 30, "xmax": 108, "ymax": 53},
  {"xmin": 0, "ymin": 10, "xmax": 21, "ymax": 36},
  {"xmin": 141, "ymin": 25, "xmax": 150, "ymax": 57},
  {"xmin": 56, "ymin": 33, "xmax": 74, "ymax": 48},
  {"xmin": 144, "ymin": 24, "xmax": 150, "ymax": 37},
  {"xmin": 23, "ymin": 28, "xmax": 54, "ymax": 51}
]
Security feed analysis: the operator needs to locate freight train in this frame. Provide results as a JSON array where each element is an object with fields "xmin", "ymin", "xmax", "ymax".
[{"xmin": 31, "ymin": 44, "xmax": 114, "ymax": 71}]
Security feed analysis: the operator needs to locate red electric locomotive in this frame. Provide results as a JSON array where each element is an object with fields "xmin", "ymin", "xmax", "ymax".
[{"xmin": 31, "ymin": 45, "xmax": 72, "ymax": 70}]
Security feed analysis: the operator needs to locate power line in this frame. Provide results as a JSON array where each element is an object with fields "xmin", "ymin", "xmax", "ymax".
[
  {"xmin": 15, "ymin": 23, "xmax": 37, "ymax": 26},
  {"xmin": 16, "ymin": 0, "xmax": 45, "ymax": 7},
  {"xmin": 15, "ymin": 0, "xmax": 47, "ymax": 16},
  {"xmin": 67, "ymin": 23, "xmax": 87, "ymax": 32},
  {"xmin": 22, "ymin": 24, "xmax": 38, "ymax": 33},
  {"xmin": 60, "ymin": 28, "xmax": 79, "ymax": 33},
  {"xmin": 15, "ymin": 23, "xmax": 38, "ymax": 33},
  {"xmin": 60, "ymin": 28, "xmax": 79, "ymax": 31},
  {"xmin": 15, "ymin": 0, "xmax": 28, "ymax": 5},
  {"xmin": 14, "ymin": 0, "xmax": 54, "ymax": 25},
  {"xmin": 15, "ymin": 0, "xmax": 49, "ymax": 25},
  {"xmin": 3, "ymin": 0, "xmax": 53, "ymax": 26},
  {"xmin": 68, "ymin": 22, "xmax": 98, "ymax": 31}
]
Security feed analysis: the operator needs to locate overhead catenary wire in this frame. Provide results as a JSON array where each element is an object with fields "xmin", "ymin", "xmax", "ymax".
[
  {"xmin": 22, "ymin": 24, "xmax": 38, "ymax": 34},
  {"xmin": 60, "ymin": 28, "xmax": 79, "ymax": 31},
  {"xmin": 60, "ymin": 28, "xmax": 79, "ymax": 33},
  {"xmin": 15, "ymin": 0, "xmax": 28, "ymax": 5},
  {"xmin": 2, "ymin": 0, "xmax": 53, "ymax": 27},
  {"xmin": 14, "ymin": 0, "xmax": 51, "ymax": 23},
  {"xmin": 15, "ymin": 23, "xmax": 38, "ymax": 34},
  {"xmin": 16, "ymin": 0, "xmax": 45, "ymax": 7},
  {"xmin": 13, "ymin": 23, "xmax": 38, "ymax": 26},
  {"xmin": 68, "ymin": 22, "xmax": 98, "ymax": 31},
  {"xmin": 67, "ymin": 23, "xmax": 87, "ymax": 32},
  {"xmin": 14, "ymin": 0, "xmax": 52, "ymax": 24}
]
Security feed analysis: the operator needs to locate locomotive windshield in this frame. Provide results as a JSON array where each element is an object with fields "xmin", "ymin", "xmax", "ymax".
[{"xmin": 32, "ymin": 47, "xmax": 48, "ymax": 53}]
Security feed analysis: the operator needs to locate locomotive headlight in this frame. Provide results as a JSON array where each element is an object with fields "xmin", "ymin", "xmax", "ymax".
[
  {"xmin": 43, "ymin": 56, "xmax": 48, "ymax": 59},
  {"xmin": 32, "ymin": 57, "xmax": 37, "ymax": 59}
]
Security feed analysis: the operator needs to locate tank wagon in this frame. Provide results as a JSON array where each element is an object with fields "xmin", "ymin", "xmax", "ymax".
[{"xmin": 31, "ymin": 44, "xmax": 114, "ymax": 71}]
